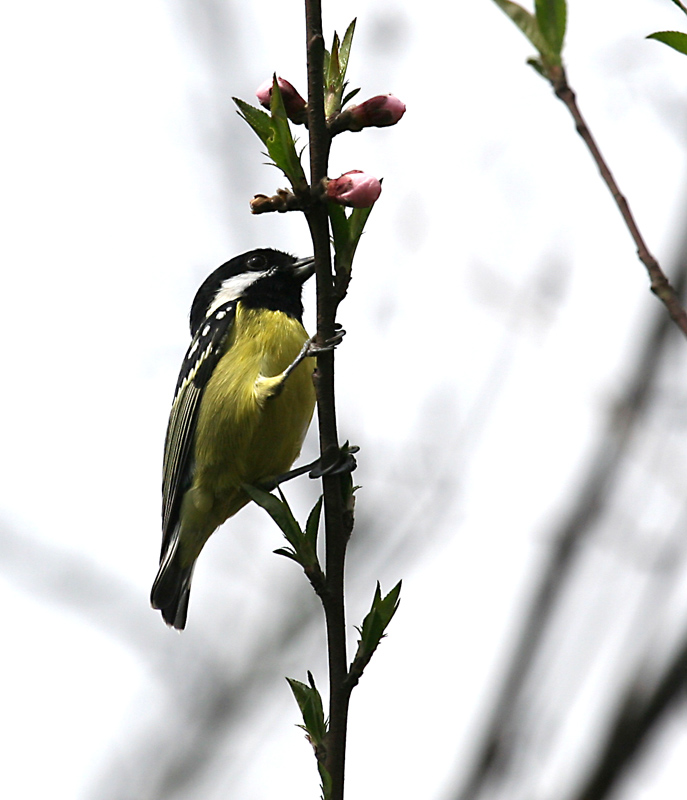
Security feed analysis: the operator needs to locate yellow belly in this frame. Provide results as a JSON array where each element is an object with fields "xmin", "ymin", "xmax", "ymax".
[{"xmin": 178, "ymin": 304, "xmax": 316, "ymax": 561}]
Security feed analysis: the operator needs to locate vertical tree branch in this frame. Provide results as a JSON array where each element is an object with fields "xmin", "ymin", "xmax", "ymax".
[{"xmin": 304, "ymin": 1, "xmax": 351, "ymax": 797}]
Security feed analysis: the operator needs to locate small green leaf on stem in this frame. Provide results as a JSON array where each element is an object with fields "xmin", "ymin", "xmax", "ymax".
[
  {"xmin": 287, "ymin": 675, "xmax": 328, "ymax": 746},
  {"xmin": 357, "ymin": 580, "xmax": 402, "ymax": 657},
  {"xmin": 328, "ymin": 199, "xmax": 375, "ymax": 294},
  {"xmin": 534, "ymin": 0, "xmax": 566, "ymax": 57},
  {"xmin": 491, "ymin": 0, "xmax": 561, "ymax": 66},
  {"xmin": 304, "ymin": 495, "xmax": 323, "ymax": 557},
  {"xmin": 338, "ymin": 19, "xmax": 357, "ymax": 80},
  {"xmin": 234, "ymin": 80, "xmax": 307, "ymax": 191},
  {"xmin": 243, "ymin": 483, "xmax": 301, "ymax": 543},
  {"xmin": 233, "ymin": 99, "xmax": 273, "ymax": 144},
  {"xmin": 244, "ymin": 483, "xmax": 322, "ymax": 570},
  {"xmin": 647, "ymin": 30, "xmax": 687, "ymax": 56},
  {"xmin": 324, "ymin": 21, "xmax": 357, "ymax": 118},
  {"xmin": 341, "ymin": 87, "xmax": 361, "ymax": 107}
]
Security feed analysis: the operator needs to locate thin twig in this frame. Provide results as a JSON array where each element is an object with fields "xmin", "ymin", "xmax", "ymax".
[{"xmin": 549, "ymin": 66, "xmax": 687, "ymax": 338}]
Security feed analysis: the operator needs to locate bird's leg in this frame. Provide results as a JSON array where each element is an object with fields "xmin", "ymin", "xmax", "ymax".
[
  {"xmin": 282, "ymin": 326, "xmax": 346, "ymax": 385},
  {"xmin": 256, "ymin": 442, "xmax": 359, "ymax": 492},
  {"xmin": 256, "ymin": 326, "xmax": 346, "ymax": 400}
]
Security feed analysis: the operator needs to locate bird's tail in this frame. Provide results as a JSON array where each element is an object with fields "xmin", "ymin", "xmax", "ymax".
[{"xmin": 150, "ymin": 536, "xmax": 195, "ymax": 630}]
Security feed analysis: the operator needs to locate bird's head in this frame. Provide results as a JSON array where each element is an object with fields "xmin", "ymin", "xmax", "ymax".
[{"xmin": 190, "ymin": 248, "xmax": 315, "ymax": 334}]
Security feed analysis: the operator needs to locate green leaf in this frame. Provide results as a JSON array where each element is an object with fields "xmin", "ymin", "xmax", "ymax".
[
  {"xmin": 242, "ymin": 484, "xmax": 302, "ymax": 547},
  {"xmin": 491, "ymin": 0, "xmax": 559, "ymax": 64},
  {"xmin": 328, "ymin": 198, "xmax": 376, "ymax": 284},
  {"xmin": 319, "ymin": 764, "xmax": 333, "ymax": 800},
  {"xmin": 647, "ymin": 30, "xmax": 687, "ymax": 56},
  {"xmin": 324, "ymin": 23, "xmax": 357, "ymax": 118},
  {"xmin": 341, "ymin": 87, "xmax": 361, "ymax": 107},
  {"xmin": 328, "ymin": 33, "xmax": 341, "ymax": 89},
  {"xmin": 233, "ymin": 98, "xmax": 273, "ymax": 145},
  {"xmin": 323, "ymin": 46, "xmax": 331, "ymax": 81},
  {"xmin": 535, "ymin": 0, "xmax": 566, "ymax": 56},
  {"xmin": 273, "ymin": 546, "xmax": 299, "ymax": 562},
  {"xmin": 268, "ymin": 77, "xmax": 308, "ymax": 188},
  {"xmin": 347, "ymin": 204, "xmax": 375, "ymax": 252},
  {"xmin": 286, "ymin": 676, "xmax": 327, "ymax": 745},
  {"xmin": 304, "ymin": 496, "xmax": 323, "ymax": 556},
  {"xmin": 358, "ymin": 580, "xmax": 402, "ymax": 656},
  {"xmin": 339, "ymin": 19, "xmax": 357, "ymax": 80},
  {"xmin": 233, "ymin": 83, "xmax": 307, "ymax": 190}
]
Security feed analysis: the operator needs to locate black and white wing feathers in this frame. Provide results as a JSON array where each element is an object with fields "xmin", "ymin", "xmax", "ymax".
[{"xmin": 160, "ymin": 301, "xmax": 237, "ymax": 554}]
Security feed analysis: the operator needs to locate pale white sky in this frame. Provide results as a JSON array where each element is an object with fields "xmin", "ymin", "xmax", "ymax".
[{"xmin": 1, "ymin": 1, "xmax": 687, "ymax": 799}]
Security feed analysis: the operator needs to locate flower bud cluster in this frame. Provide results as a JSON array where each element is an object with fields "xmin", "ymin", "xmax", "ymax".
[{"xmin": 253, "ymin": 77, "xmax": 402, "ymax": 210}]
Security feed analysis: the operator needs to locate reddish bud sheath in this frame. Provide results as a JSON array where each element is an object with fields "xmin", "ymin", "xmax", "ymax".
[
  {"xmin": 350, "ymin": 94, "xmax": 406, "ymax": 128},
  {"xmin": 326, "ymin": 171, "xmax": 382, "ymax": 208},
  {"xmin": 255, "ymin": 77, "xmax": 307, "ymax": 121}
]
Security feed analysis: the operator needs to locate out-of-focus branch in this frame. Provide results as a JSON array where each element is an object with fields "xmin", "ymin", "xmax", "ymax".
[
  {"xmin": 572, "ymin": 626, "xmax": 687, "ymax": 800},
  {"xmin": 453, "ymin": 250, "xmax": 687, "ymax": 800}
]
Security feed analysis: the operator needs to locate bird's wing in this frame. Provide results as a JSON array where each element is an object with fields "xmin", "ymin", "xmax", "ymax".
[{"xmin": 160, "ymin": 300, "xmax": 237, "ymax": 556}]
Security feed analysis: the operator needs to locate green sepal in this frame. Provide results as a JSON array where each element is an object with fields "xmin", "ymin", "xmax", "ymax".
[
  {"xmin": 647, "ymin": 30, "xmax": 687, "ymax": 56},
  {"xmin": 273, "ymin": 546, "xmax": 299, "ymax": 562},
  {"xmin": 233, "ymin": 98, "xmax": 273, "ymax": 144},
  {"xmin": 356, "ymin": 580, "xmax": 402, "ymax": 658},
  {"xmin": 341, "ymin": 87, "xmax": 361, "ymax": 107},
  {"xmin": 324, "ymin": 20, "xmax": 357, "ymax": 118},
  {"xmin": 242, "ymin": 483, "xmax": 300, "ymax": 538},
  {"xmin": 319, "ymin": 764, "xmax": 333, "ymax": 800},
  {"xmin": 233, "ymin": 79, "xmax": 307, "ymax": 191},
  {"xmin": 304, "ymin": 495, "xmax": 323, "ymax": 558},
  {"xmin": 328, "ymin": 201, "xmax": 375, "ymax": 289},
  {"xmin": 491, "ymin": 0, "xmax": 561, "ymax": 67},
  {"xmin": 327, "ymin": 33, "xmax": 341, "ymax": 90},
  {"xmin": 286, "ymin": 674, "xmax": 328, "ymax": 746},
  {"xmin": 534, "ymin": 0, "xmax": 566, "ymax": 57},
  {"xmin": 527, "ymin": 57, "xmax": 546, "ymax": 77},
  {"xmin": 244, "ymin": 483, "xmax": 321, "ymax": 569},
  {"xmin": 338, "ymin": 19, "xmax": 357, "ymax": 82}
]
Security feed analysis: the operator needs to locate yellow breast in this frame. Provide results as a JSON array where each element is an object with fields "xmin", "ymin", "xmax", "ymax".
[{"xmin": 189, "ymin": 303, "xmax": 316, "ymax": 535}]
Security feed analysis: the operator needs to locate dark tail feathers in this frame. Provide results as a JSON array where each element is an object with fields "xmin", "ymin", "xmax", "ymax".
[{"xmin": 150, "ymin": 540, "xmax": 195, "ymax": 630}]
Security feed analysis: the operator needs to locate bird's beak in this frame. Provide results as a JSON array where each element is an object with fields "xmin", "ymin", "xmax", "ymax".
[{"xmin": 291, "ymin": 256, "xmax": 316, "ymax": 282}]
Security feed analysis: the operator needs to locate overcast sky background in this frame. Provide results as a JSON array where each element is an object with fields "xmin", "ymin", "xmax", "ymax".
[{"xmin": 2, "ymin": 1, "xmax": 687, "ymax": 799}]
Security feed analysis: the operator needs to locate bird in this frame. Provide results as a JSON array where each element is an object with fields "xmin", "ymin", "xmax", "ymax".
[{"xmin": 151, "ymin": 248, "xmax": 318, "ymax": 629}]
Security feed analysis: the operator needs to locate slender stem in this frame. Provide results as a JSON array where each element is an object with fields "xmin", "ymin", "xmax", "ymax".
[
  {"xmin": 304, "ymin": 1, "xmax": 350, "ymax": 797},
  {"xmin": 550, "ymin": 66, "xmax": 687, "ymax": 339}
]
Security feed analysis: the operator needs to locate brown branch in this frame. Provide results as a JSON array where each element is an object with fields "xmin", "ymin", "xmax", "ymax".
[
  {"xmin": 549, "ymin": 65, "xmax": 687, "ymax": 338},
  {"xmin": 304, "ymin": 2, "xmax": 351, "ymax": 798}
]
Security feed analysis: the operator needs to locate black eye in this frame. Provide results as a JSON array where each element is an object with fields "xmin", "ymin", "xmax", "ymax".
[{"xmin": 247, "ymin": 254, "xmax": 266, "ymax": 270}]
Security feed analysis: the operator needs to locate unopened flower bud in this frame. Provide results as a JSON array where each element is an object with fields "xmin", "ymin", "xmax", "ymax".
[
  {"xmin": 349, "ymin": 94, "xmax": 406, "ymax": 128},
  {"xmin": 255, "ymin": 77, "xmax": 307, "ymax": 122},
  {"xmin": 325, "ymin": 171, "xmax": 382, "ymax": 208}
]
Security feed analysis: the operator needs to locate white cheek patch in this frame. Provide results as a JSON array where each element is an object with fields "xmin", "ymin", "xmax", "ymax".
[{"xmin": 206, "ymin": 270, "xmax": 270, "ymax": 317}]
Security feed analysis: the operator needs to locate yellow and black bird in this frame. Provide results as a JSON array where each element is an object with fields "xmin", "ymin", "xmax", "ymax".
[{"xmin": 151, "ymin": 248, "xmax": 317, "ymax": 629}]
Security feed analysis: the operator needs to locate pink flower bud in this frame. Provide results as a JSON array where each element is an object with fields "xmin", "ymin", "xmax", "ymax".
[
  {"xmin": 326, "ymin": 171, "xmax": 382, "ymax": 208},
  {"xmin": 255, "ymin": 77, "xmax": 307, "ymax": 121},
  {"xmin": 349, "ymin": 94, "xmax": 406, "ymax": 128}
]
